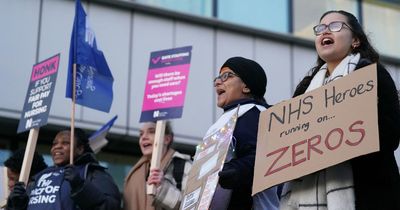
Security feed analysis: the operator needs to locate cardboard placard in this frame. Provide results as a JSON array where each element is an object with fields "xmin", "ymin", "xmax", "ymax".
[
  {"xmin": 140, "ymin": 46, "xmax": 192, "ymax": 122},
  {"xmin": 253, "ymin": 64, "xmax": 379, "ymax": 195},
  {"xmin": 181, "ymin": 108, "xmax": 239, "ymax": 210}
]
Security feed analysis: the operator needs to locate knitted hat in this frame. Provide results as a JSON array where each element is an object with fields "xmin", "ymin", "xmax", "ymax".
[{"xmin": 221, "ymin": 56, "xmax": 267, "ymax": 99}]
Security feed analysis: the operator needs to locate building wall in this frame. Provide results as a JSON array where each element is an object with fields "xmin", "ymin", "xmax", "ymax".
[{"xmin": 0, "ymin": 0, "xmax": 315, "ymax": 145}]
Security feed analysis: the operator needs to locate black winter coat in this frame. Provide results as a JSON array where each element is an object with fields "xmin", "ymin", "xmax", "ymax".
[
  {"xmin": 8, "ymin": 153, "xmax": 121, "ymax": 210},
  {"xmin": 69, "ymin": 153, "xmax": 121, "ymax": 210},
  {"xmin": 220, "ymin": 98, "xmax": 270, "ymax": 210},
  {"xmin": 294, "ymin": 59, "xmax": 400, "ymax": 210}
]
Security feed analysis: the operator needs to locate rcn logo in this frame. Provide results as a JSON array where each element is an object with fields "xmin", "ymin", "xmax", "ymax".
[
  {"xmin": 153, "ymin": 110, "xmax": 160, "ymax": 118},
  {"xmin": 153, "ymin": 110, "xmax": 167, "ymax": 118},
  {"xmin": 25, "ymin": 118, "xmax": 33, "ymax": 129}
]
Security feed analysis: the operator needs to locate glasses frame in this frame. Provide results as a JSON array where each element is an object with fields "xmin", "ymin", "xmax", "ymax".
[
  {"xmin": 213, "ymin": 72, "xmax": 238, "ymax": 83},
  {"xmin": 313, "ymin": 21, "xmax": 353, "ymax": 36}
]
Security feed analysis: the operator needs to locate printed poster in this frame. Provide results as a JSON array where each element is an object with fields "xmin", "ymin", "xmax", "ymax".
[
  {"xmin": 140, "ymin": 46, "xmax": 192, "ymax": 122},
  {"xmin": 253, "ymin": 64, "xmax": 379, "ymax": 194},
  {"xmin": 17, "ymin": 54, "xmax": 60, "ymax": 133},
  {"xmin": 181, "ymin": 107, "xmax": 238, "ymax": 210}
]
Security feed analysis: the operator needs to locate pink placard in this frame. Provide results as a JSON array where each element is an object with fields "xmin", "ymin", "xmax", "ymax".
[{"xmin": 142, "ymin": 64, "xmax": 190, "ymax": 111}]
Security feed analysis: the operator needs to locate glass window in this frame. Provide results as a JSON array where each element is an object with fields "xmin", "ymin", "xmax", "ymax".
[
  {"xmin": 363, "ymin": 2, "xmax": 400, "ymax": 58},
  {"xmin": 293, "ymin": 0, "xmax": 358, "ymax": 39},
  {"xmin": 218, "ymin": 0, "xmax": 289, "ymax": 33},
  {"xmin": 134, "ymin": 0, "xmax": 213, "ymax": 17},
  {"xmin": 0, "ymin": 149, "xmax": 11, "ymax": 165},
  {"xmin": 96, "ymin": 152, "xmax": 140, "ymax": 191}
]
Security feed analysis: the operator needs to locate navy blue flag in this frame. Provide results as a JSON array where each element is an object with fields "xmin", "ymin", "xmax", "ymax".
[
  {"xmin": 89, "ymin": 115, "xmax": 118, "ymax": 153},
  {"xmin": 66, "ymin": 0, "xmax": 114, "ymax": 113}
]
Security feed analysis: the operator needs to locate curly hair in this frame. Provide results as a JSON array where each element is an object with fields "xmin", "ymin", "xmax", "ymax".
[{"xmin": 4, "ymin": 148, "xmax": 48, "ymax": 176}]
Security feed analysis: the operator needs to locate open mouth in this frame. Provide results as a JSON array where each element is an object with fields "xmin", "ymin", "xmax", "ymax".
[
  {"xmin": 321, "ymin": 37, "xmax": 334, "ymax": 46},
  {"xmin": 53, "ymin": 151, "xmax": 64, "ymax": 157},
  {"xmin": 142, "ymin": 143, "xmax": 152, "ymax": 149},
  {"xmin": 216, "ymin": 88, "xmax": 225, "ymax": 96}
]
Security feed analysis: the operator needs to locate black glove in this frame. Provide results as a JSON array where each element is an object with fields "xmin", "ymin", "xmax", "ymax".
[
  {"xmin": 64, "ymin": 165, "xmax": 84, "ymax": 190},
  {"xmin": 7, "ymin": 181, "xmax": 29, "ymax": 210},
  {"xmin": 218, "ymin": 163, "xmax": 239, "ymax": 189}
]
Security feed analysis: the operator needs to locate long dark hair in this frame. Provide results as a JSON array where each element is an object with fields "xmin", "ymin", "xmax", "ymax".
[
  {"xmin": 293, "ymin": 10, "xmax": 380, "ymax": 97},
  {"xmin": 4, "ymin": 148, "xmax": 48, "ymax": 176}
]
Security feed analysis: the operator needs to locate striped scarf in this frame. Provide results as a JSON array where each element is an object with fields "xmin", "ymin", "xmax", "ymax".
[{"xmin": 280, "ymin": 53, "xmax": 360, "ymax": 210}]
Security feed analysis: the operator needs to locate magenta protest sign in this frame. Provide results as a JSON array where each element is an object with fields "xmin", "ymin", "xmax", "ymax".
[
  {"xmin": 17, "ymin": 54, "xmax": 60, "ymax": 133},
  {"xmin": 140, "ymin": 46, "xmax": 192, "ymax": 122}
]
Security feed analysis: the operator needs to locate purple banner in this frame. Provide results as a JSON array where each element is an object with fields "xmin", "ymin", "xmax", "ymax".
[{"xmin": 140, "ymin": 46, "xmax": 192, "ymax": 122}]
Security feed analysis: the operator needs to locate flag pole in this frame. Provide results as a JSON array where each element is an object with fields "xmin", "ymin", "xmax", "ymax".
[
  {"xmin": 70, "ymin": 63, "xmax": 76, "ymax": 165},
  {"xmin": 70, "ymin": 0, "xmax": 78, "ymax": 165}
]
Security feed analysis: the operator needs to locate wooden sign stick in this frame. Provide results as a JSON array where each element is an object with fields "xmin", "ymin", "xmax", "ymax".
[
  {"xmin": 1, "ymin": 166, "xmax": 9, "ymax": 208},
  {"xmin": 70, "ymin": 63, "xmax": 77, "ymax": 165},
  {"xmin": 146, "ymin": 120, "xmax": 166, "ymax": 195},
  {"xmin": 19, "ymin": 128, "xmax": 40, "ymax": 185}
]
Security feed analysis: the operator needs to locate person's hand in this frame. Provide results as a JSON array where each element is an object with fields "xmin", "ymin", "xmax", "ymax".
[
  {"xmin": 147, "ymin": 168, "xmax": 164, "ymax": 186},
  {"xmin": 64, "ymin": 165, "xmax": 84, "ymax": 189},
  {"xmin": 218, "ymin": 163, "xmax": 239, "ymax": 189},
  {"xmin": 7, "ymin": 181, "xmax": 28, "ymax": 210}
]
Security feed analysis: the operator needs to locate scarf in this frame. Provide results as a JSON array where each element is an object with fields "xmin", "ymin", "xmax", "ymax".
[
  {"xmin": 280, "ymin": 53, "xmax": 360, "ymax": 210},
  {"xmin": 205, "ymin": 103, "xmax": 266, "ymax": 138},
  {"xmin": 124, "ymin": 148, "xmax": 176, "ymax": 210}
]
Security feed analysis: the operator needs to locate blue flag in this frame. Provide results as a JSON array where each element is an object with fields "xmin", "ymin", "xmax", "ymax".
[
  {"xmin": 89, "ymin": 115, "xmax": 118, "ymax": 153},
  {"xmin": 66, "ymin": 0, "xmax": 114, "ymax": 113}
]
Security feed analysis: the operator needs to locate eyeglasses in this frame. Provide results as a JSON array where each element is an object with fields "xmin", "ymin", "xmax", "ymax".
[
  {"xmin": 313, "ymin": 21, "xmax": 352, "ymax": 35},
  {"xmin": 213, "ymin": 72, "xmax": 238, "ymax": 83}
]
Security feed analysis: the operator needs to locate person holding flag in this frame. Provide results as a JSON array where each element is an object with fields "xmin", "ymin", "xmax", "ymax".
[{"xmin": 7, "ymin": 128, "xmax": 121, "ymax": 210}]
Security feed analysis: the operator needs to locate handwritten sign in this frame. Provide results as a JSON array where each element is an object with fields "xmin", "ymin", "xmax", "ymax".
[
  {"xmin": 140, "ymin": 46, "xmax": 192, "ymax": 122},
  {"xmin": 17, "ymin": 54, "xmax": 60, "ymax": 133},
  {"xmin": 181, "ymin": 108, "xmax": 238, "ymax": 210},
  {"xmin": 253, "ymin": 64, "xmax": 379, "ymax": 194}
]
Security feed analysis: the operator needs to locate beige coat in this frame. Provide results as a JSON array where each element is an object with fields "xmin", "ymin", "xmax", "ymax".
[{"xmin": 123, "ymin": 148, "xmax": 192, "ymax": 210}]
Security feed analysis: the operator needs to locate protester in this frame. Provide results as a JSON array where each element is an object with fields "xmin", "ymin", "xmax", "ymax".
[
  {"xmin": 4, "ymin": 148, "xmax": 47, "ymax": 192},
  {"xmin": 7, "ymin": 128, "xmax": 121, "ymax": 210},
  {"xmin": 123, "ymin": 121, "xmax": 192, "ymax": 210},
  {"xmin": 3, "ymin": 149, "xmax": 47, "ymax": 210},
  {"xmin": 280, "ymin": 10, "xmax": 400, "ymax": 210},
  {"xmin": 207, "ymin": 56, "xmax": 279, "ymax": 210}
]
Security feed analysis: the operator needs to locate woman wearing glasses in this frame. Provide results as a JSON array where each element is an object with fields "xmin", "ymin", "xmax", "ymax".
[
  {"xmin": 280, "ymin": 10, "xmax": 400, "ymax": 210},
  {"xmin": 207, "ymin": 57, "xmax": 280, "ymax": 210}
]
